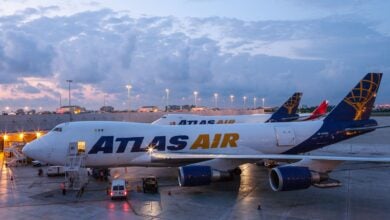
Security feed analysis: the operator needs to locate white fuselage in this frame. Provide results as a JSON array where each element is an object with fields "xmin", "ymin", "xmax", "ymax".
[
  {"xmin": 152, "ymin": 113, "xmax": 272, "ymax": 125},
  {"xmin": 152, "ymin": 113, "xmax": 314, "ymax": 125},
  {"xmin": 23, "ymin": 120, "xmax": 323, "ymax": 167}
]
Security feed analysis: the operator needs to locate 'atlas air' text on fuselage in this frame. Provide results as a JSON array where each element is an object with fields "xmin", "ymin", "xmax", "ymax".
[
  {"xmin": 88, "ymin": 133, "xmax": 240, "ymax": 154},
  {"xmin": 176, "ymin": 119, "xmax": 236, "ymax": 125}
]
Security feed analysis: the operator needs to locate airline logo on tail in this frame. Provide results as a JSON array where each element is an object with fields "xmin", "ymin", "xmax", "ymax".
[
  {"xmin": 343, "ymin": 73, "xmax": 382, "ymax": 120},
  {"xmin": 266, "ymin": 92, "xmax": 302, "ymax": 122},
  {"xmin": 283, "ymin": 92, "xmax": 302, "ymax": 114}
]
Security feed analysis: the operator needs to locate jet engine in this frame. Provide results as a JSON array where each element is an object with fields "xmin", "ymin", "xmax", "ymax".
[
  {"xmin": 269, "ymin": 166, "xmax": 328, "ymax": 191},
  {"xmin": 178, "ymin": 166, "xmax": 232, "ymax": 186}
]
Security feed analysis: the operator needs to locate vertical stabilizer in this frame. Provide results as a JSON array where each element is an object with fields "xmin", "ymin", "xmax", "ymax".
[
  {"xmin": 324, "ymin": 73, "xmax": 382, "ymax": 122},
  {"xmin": 304, "ymin": 100, "xmax": 328, "ymax": 121},
  {"xmin": 266, "ymin": 92, "xmax": 302, "ymax": 122}
]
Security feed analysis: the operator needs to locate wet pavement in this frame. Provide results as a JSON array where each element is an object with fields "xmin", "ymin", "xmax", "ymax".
[{"xmin": 1, "ymin": 157, "xmax": 390, "ymax": 219}]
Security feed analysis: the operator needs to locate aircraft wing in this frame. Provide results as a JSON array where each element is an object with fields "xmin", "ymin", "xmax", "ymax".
[{"xmin": 151, "ymin": 152, "xmax": 390, "ymax": 162}]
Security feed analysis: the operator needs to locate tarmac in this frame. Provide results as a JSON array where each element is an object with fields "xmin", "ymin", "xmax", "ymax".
[{"xmin": 0, "ymin": 117, "xmax": 390, "ymax": 220}]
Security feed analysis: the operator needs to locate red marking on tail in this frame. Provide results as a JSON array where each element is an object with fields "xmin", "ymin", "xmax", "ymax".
[{"xmin": 305, "ymin": 100, "xmax": 328, "ymax": 120}]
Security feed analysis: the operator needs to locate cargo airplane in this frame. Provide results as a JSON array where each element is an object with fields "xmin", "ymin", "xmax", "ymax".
[
  {"xmin": 152, "ymin": 92, "xmax": 303, "ymax": 125},
  {"xmin": 23, "ymin": 73, "xmax": 389, "ymax": 191},
  {"xmin": 152, "ymin": 99, "xmax": 328, "ymax": 125}
]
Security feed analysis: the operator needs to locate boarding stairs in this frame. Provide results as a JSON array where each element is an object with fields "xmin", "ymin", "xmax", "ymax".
[
  {"xmin": 4, "ymin": 144, "xmax": 27, "ymax": 166},
  {"xmin": 64, "ymin": 142, "xmax": 88, "ymax": 190}
]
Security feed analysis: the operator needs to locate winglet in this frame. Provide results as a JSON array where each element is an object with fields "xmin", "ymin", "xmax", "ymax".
[
  {"xmin": 266, "ymin": 92, "xmax": 302, "ymax": 122},
  {"xmin": 324, "ymin": 73, "xmax": 382, "ymax": 122}
]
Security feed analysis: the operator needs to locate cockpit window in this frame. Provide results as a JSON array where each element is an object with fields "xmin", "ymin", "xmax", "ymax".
[{"xmin": 53, "ymin": 127, "xmax": 62, "ymax": 132}]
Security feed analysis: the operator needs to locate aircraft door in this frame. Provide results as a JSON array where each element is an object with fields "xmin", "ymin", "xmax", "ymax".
[
  {"xmin": 68, "ymin": 142, "xmax": 78, "ymax": 156},
  {"xmin": 274, "ymin": 127, "xmax": 296, "ymax": 146},
  {"xmin": 68, "ymin": 141, "xmax": 86, "ymax": 156}
]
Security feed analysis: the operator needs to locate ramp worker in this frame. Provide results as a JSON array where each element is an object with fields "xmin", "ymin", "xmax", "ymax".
[{"xmin": 60, "ymin": 182, "xmax": 66, "ymax": 195}]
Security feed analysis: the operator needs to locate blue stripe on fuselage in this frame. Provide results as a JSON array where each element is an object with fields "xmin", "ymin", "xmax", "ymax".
[{"xmin": 283, "ymin": 119, "xmax": 377, "ymax": 154}]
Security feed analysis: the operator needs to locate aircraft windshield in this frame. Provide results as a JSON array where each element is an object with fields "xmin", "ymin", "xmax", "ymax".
[{"xmin": 52, "ymin": 127, "xmax": 62, "ymax": 132}]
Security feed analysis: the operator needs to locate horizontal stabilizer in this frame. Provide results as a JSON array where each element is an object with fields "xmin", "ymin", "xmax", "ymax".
[{"xmin": 344, "ymin": 125, "xmax": 390, "ymax": 131}]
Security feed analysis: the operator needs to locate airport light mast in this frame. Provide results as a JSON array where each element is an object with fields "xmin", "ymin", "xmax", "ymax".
[
  {"xmin": 66, "ymin": 79, "xmax": 73, "ymax": 121},
  {"xmin": 214, "ymin": 93, "xmax": 218, "ymax": 108},
  {"xmin": 262, "ymin": 97, "xmax": 265, "ymax": 109},
  {"xmin": 253, "ymin": 97, "xmax": 257, "ymax": 109},
  {"xmin": 165, "ymin": 88, "xmax": 169, "ymax": 111},
  {"xmin": 243, "ymin": 96, "xmax": 247, "ymax": 109},
  {"xmin": 193, "ymin": 91, "xmax": 198, "ymax": 107},
  {"xmin": 126, "ymin": 84, "xmax": 132, "ymax": 121},
  {"xmin": 230, "ymin": 95, "xmax": 234, "ymax": 108}
]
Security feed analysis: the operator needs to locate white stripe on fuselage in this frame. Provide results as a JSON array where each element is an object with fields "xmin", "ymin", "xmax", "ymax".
[{"xmin": 33, "ymin": 120, "xmax": 323, "ymax": 167}]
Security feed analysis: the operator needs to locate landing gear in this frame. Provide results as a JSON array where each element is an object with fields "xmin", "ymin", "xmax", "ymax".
[{"xmin": 259, "ymin": 160, "xmax": 279, "ymax": 168}]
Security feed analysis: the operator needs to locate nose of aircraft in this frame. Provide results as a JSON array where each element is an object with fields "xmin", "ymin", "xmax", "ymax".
[{"xmin": 23, "ymin": 140, "xmax": 43, "ymax": 161}]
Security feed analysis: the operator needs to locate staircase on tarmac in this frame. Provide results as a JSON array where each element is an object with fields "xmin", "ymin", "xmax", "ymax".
[
  {"xmin": 64, "ymin": 142, "xmax": 89, "ymax": 190},
  {"xmin": 4, "ymin": 144, "xmax": 27, "ymax": 167}
]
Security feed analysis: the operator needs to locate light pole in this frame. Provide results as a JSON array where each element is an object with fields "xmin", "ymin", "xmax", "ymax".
[
  {"xmin": 165, "ymin": 88, "xmax": 169, "ymax": 111},
  {"xmin": 262, "ymin": 97, "xmax": 265, "ymax": 108},
  {"xmin": 126, "ymin": 84, "xmax": 132, "ymax": 121},
  {"xmin": 66, "ymin": 80, "xmax": 73, "ymax": 121},
  {"xmin": 66, "ymin": 80, "xmax": 73, "ymax": 107},
  {"xmin": 230, "ymin": 95, "xmax": 234, "ymax": 108},
  {"xmin": 253, "ymin": 97, "xmax": 257, "ymax": 109},
  {"xmin": 214, "ymin": 93, "xmax": 218, "ymax": 108},
  {"xmin": 193, "ymin": 91, "xmax": 198, "ymax": 107},
  {"xmin": 243, "ymin": 96, "xmax": 247, "ymax": 109}
]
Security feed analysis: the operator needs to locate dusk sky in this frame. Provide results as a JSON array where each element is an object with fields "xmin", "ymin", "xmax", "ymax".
[{"xmin": 0, "ymin": 0, "xmax": 389, "ymax": 111}]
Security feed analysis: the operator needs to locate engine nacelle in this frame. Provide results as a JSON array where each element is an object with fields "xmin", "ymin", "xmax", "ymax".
[
  {"xmin": 178, "ymin": 166, "xmax": 232, "ymax": 187},
  {"xmin": 269, "ymin": 166, "xmax": 328, "ymax": 191}
]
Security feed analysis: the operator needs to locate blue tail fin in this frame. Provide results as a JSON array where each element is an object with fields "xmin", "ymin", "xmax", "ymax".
[
  {"xmin": 324, "ymin": 73, "xmax": 382, "ymax": 122},
  {"xmin": 266, "ymin": 92, "xmax": 302, "ymax": 122}
]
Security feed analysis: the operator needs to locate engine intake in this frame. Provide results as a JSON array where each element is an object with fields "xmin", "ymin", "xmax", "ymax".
[
  {"xmin": 178, "ymin": 166, "xmax": 232, "ymax": 187},
  {"xmin": 269, "ymin": 166, "xmax": 328, "ymax": 191}
]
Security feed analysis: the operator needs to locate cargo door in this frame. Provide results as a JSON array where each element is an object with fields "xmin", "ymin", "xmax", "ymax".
[{"xmin": 274, "ymin": 127, "xmax": 296, "ymax": 146}]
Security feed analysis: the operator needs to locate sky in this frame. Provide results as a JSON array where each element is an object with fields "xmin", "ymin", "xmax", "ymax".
[{"xmin": 0, "ymin": 0, "xmax": 389, "ymax": 111}]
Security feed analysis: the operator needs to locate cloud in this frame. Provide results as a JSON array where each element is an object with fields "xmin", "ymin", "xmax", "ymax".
[
  {"xmin": 0, "ymin": 30, "xmax": 54, "ymax": 83},
  {"xmin": 0, "ymin": 8, "xmax": 389, "ymax": 110}
]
